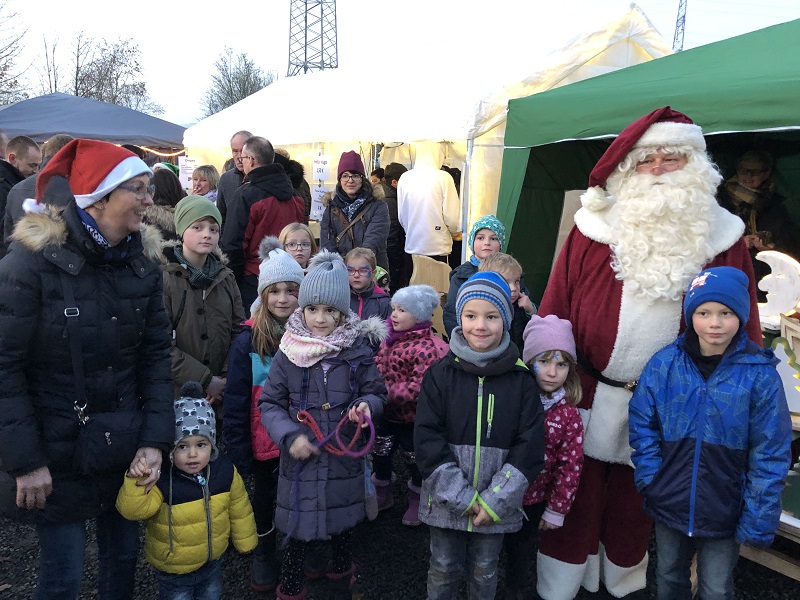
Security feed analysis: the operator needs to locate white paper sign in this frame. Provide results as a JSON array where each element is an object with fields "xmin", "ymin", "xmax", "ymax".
[
  {"xmin": 312, "ymin": 155, "xmax": 330, "ymax": 182},
  {"xmin": 178, "ymin": 156, "xmax": 197, "ymax": 190},
  {"xmin": 310, "ymin": 185, "xmax": 329, "ymax": 221}
]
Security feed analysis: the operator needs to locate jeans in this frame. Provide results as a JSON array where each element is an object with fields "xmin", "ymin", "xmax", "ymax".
[
  {"xmin": 655, "ymin": 522, "xmax": 739, "ymax": 600},
  {"xmin": 155, "ymin": 559, "xmax": 223, "ymax": 600},
  {"xmin": 427, "ymin": 526, "xmax": 505, "ymax": 600},
  {"xmin": 35, "ymin": 507, "xmax": 140, "ymax": 600}
]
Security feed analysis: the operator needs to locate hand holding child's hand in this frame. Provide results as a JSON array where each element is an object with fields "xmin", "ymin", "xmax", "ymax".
[
  {"xmin": 130, "ymin": 447, "xmax": 162, "ymax": 493},
  {"xmin": 517, "ymin": 292, "xmax": 536, "ymax": 316},
  {"xmin": 127, "ymin": 456, "xmax": 150, "ymax": 479},
  {"xmin": 289, "ymin": 435, "xmax": 319, "ymax": 460},
  {"xmin": 347, "ymin": 402, "xmax": 371, "ymax": 428},
  {"xmin": 538, "ymin": 519, "xmax": 559, "ymax": 531},
  {"xmin": 472, "ymin": 505, "xmax": 492, "ymax": 527},
  {"xmin": 206, "ymin": 376, "xmax": 226, "ymax": 404}
]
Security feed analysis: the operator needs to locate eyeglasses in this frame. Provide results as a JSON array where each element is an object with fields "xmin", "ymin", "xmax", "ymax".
[
  {"xmin": 340, "ymin": 173, "xmax": 363, "ymax": 181},
  {"xmin": 737, "ymin": 167, "xmax": 768, "ymax": 177},
  {"xmin": 241, "ymin": 155, "xmax": 254, "ymax": 162},
  {"xmin": 284, "ymin": 242, "xmax": 312, "ymax": 251},
  {"xmin": 347, "ymin": 266, "xmax": 372, "ymax": 276},
  {"xmin": 117, "ymin": 183, "xmax": 156, "ymax": 200}
]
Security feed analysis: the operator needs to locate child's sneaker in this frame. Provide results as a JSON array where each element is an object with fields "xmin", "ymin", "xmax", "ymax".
[{"xmin": 401, "ymin": 480, "xmax": 421, "ymax": 526}]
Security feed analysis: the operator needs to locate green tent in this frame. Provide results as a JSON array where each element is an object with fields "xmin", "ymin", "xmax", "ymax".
[{"xmin": 497, "ymin": 19, "xmax": 800, "ymax": 302}]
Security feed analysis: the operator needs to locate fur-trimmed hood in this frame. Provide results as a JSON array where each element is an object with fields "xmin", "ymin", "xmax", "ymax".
[{"xmin": 358, "ymin": 315, "xmax": 388, "ymax": 349}]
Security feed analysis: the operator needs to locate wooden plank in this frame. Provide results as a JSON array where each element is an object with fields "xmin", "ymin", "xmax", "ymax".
[{"xmin": 740, "ymin": 544, "xmax": 800, "ymax": 582}]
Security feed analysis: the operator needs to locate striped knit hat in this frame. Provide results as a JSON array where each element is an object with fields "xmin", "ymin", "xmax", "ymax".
[{"xmin": 456, "ymin": 272, "xmax": 513, "ymax": 330}]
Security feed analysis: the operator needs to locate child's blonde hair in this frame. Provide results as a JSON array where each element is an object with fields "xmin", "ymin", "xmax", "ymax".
[
  {"xmin": 533, "ymin": 350, "xmax": 582, "ymax": 406},
  {"xmin": 478, "ymin": 252, "xmax": 522, "ymax": 277},
  {"xmin": 278, "ymin": 222, "xmax": 318, "ymax": 255},
  {"xmin": 251, "ymin": 282, "xmax": 299, "ymax": 360},
  {"xmin": 345, "ymin": 247, "xmax": 377, "ymax": 274}
]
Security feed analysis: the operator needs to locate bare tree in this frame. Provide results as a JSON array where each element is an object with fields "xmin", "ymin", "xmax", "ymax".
[
  {"xmin": 202, "ymin": 48, "xmax": 274, "ymax": 117},
  {"xmin": 0, "ymin": 2, "xmax": 27, "ymax": 104},
  {"xmin": 38, "ymin": 35, "xmax": 60, "ymax": 94}
]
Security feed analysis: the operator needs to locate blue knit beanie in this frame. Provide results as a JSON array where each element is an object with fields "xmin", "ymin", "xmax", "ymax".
[
  {"xmin": 468, "ymin": 215, "xmax": 507, "ymax": 253},
  {"xmin": 683, "ymin": 267, "xmax": 750, "ymax": 327},
  {"xmin": 456, "ymin": 272, "xmax": 513, "ymax": 330}
]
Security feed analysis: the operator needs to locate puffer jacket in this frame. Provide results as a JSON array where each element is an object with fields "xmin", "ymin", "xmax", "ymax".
[
  {"xmin": 259, "ymin": 323, "xmax": 387, "ymax": 541},
  {"xmin": 629, "ymin": 330, "xmax": 792, "ymax": 545},
  {"xmin": 223, "ymin": 323, "xmax": 280, "ymax": 475},
  {"xmin": 350, "ymin": 282, "xmax": 391, "ymax": 321},
  {"xmin": 415, "ymin": 346, "xmax": 544, "ymax": 533},
  {"xmin": 162, "ymin": 245, "xmax": 245, "ymax": 397},
  {"xmin": 0, "ymin": 203, "xmax": 174, "ymax": 522},
  {"xmin": 116, "ymin": 453, "xmax": 257, "ymax": 574},
  {"xmin": 319, "ymin": 187, "xmax": 390, "ymax": 270}
]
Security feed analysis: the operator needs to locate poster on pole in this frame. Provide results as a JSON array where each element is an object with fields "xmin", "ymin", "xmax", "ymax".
[
  {"xmin": 312, "ymin": 155, "xmax": 331, "ymax": 182},
  {"xmin": 178, "ymin": 156, "xmax": 197, "ymax": 191},
  {"xmin": 310, "ymin": 185, "xmax": 329, "ymax": 222}
]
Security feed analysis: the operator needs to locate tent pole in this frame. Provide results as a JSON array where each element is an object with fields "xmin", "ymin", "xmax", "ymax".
[{"xmin": 461, "ymin": 138, "xmax": 473, "ymax": 262}]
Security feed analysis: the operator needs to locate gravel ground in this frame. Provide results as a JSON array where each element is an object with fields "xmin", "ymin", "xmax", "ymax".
[{"xmin": 2, "ymin": 470, "xmax": 800, "ymax": 599}]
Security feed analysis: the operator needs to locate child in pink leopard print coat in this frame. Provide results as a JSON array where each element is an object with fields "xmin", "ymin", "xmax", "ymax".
[
  {"xmin": 503, "ymin": 314, "xmax": 584, "ymax": 600},
  {"xmin": 373, "ymin": 285, "xmax": 449, "ymax": 526}
]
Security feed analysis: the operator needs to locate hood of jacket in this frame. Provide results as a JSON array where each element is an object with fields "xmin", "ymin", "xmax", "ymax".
[
  {"xmin": 242, "ymin": 164, "xmax": 296, "ymax": 201},
  {"xmin": 412, "ymin": 141, "xmax": 445, "ymax": 170}
]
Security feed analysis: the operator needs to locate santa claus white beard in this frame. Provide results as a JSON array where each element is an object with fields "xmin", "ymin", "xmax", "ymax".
[{"xmin": 608, "ymin": 168, "xmax": 717, "ymax": 302}]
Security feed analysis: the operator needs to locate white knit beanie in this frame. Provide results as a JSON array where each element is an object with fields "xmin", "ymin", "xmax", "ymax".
[{"xmin": 257, "ymin": 236, "xmax": 305, "ymax": 295}]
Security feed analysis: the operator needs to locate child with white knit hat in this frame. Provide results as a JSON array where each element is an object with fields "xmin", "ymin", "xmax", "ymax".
[{"xmin": 373, "ymin": 285, "xmax": 450, "ymax": 526}]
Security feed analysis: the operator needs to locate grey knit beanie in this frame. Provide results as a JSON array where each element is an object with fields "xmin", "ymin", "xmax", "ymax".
[
  {"xmin": 298, "ymin": 250, "xmax": 350, "ymax": 315},
  {"xmin": 257, "ymin": 236, "xmax": 305, "ymax": 295},
  {"xmin": 172, "ymin": 382, "xmax": 218, "ymax": 461},
  {"xmin": 392, "ymin": 285, "xmax": 440, "ymax": 323}
]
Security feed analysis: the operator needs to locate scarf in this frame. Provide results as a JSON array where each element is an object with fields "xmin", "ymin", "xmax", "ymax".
[
  {"xmin": 280, "ymin": 309, "xmax": 361, "ymax": 367},
  {"xmin": 541, "ymin": 387, "xmax": 566, "ymax": 412},
  {"xmin": 334, "ymin": 188, "xmax": 368, "ymax": 221},
  {"xmin": 469, "ymin": 254, "xmax": 481, "ymax": 267},
  {"xmin": 77, "ymin": 205, "xmax": 131, "ymax": 262},
  {"xmin": 449, "ymin": 326, "xmax": 510, "ymax": 368},
  {"xmin": 385, "ymin": 320, "xmax": 432, "ymax": 347},
  {"xmin": 172, "ymin": 244, "xmax": 223, "ymax": 289},
  {"xmin": 723, "ymin": 177, "xmax": 776, "ymax": 236}
]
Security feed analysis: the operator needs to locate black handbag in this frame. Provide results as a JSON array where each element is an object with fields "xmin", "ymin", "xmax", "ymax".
[{"xmin": 61, "ymin": 272, "xmax": 143, "ymax": 475}]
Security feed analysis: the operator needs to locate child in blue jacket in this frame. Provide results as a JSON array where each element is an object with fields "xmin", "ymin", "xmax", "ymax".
[{"xmin": 629, "ymin": 266, "xmax": 792, "ymax": 600}]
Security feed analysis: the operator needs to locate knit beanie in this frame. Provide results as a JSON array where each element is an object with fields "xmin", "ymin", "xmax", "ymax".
[
  {"xmin": 522, "ymin": 314, "xmax": 577, "ymax": 365},
  {"xmin": 257, "ymin": 236, "xmax": 305, "ymax": 295},
  {"xmin": 337, "ymin": 151, "xmax": 366, "ymax": 178},
  {"xmin": 683, "ymin": 266, "xmax": 750, "ymax": 327},
  {"xmin": 456, "ymin": 272, "xmax": 513, "ymax": 330},
  {"xmin": 392, "ymin": 285, "xmax": 440, "ymax": 323},
  {"xmin": 172, "ymin": 382, "xmax": 218, "ymax": 461},
  {"xmin": 174, "ymin": 194, "xmax": 222, "ymax": 237},
  {"xmin": 298, "ymin": 250, "xmax": 351, "ymax": 315},
  {"xmin": 468, "ymin": 215, "xmax": 507, "ymax": 252},
  {"xmin": 26, "ymin": 139, "xmax": 152, "ymax": 213}
]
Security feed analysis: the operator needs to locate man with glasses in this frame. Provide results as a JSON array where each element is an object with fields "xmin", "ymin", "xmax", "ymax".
[
  {"xmin": 0, "ymin": 135, "xmax": 43, "ymax": 257},
  {"xmin": 220, "ymin": 135, "xmax": 304, "ymax": 312},
  {"xmin": 217, "ymin": 130, "xmax": 253, "ymax": 228}
]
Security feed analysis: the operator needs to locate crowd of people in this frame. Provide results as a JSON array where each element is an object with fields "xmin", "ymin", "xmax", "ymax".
[{"xmin": 0, "ymin": 106, "xmax": 795, "ymax": 600}]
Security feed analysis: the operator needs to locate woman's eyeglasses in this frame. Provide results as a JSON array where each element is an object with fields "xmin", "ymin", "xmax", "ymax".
[
  {"xmin": 118, "ymin": 183, "xmax": 156, "ymax": 200},
  {"xmin": 340, "ymin": 174, "xmax": 363, "ymax": 181},
  {"xmin": 284, "ymin": 242, "xmax": 312, "ymax": 251}
]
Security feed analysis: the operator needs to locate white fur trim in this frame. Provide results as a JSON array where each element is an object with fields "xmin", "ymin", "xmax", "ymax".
[
  {"xmin": 636, "ymin": 121, "xmax": 705, "ymax": 151},
  {"xmin": 74, "ymin": 156, "xmax": 152, "ymax": 209},
  {"xmin": 22, "ymin": 198, "xmax": 45, "ymax": 214},
  {"xmin": 600, "ymin": 542, "xmax": 649, "ymax": 597},
  {"xmin": 580, "ymin": 186, "xmax": 611, "ymax": 211},
  {"xmin": 536, "ymin": 551, "xmax": 598, "ymax": 600}
]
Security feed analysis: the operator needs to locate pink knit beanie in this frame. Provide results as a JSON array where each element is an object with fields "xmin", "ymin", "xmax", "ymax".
[
  {"xmin": 337, "ymin": 151, "xmax": 366, "ymax": 178},
  {"xmin": 522, "ymin": 314, "xmax": 577, "ymax": 365}
]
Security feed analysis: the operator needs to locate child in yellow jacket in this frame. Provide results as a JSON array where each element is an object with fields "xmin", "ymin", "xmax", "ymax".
[{"xmin": 117, "ymin": 382, "xmax": 256, "ymax": 599}]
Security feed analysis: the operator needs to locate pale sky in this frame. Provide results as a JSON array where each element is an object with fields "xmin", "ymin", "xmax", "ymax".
[{"xmin": 6, "ymin": 0, "xmax": 800, "ymax": 127}]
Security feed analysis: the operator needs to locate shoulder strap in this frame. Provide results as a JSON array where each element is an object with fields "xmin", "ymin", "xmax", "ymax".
[
  {"xmin": 59, "ymin": 271, "xmax": 88, "ymax": 424},
  {"xmin": 335, "ymin": 207, "xmax": 369, "ymax": 245}
]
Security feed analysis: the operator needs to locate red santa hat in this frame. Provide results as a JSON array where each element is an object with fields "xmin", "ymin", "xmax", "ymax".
[
  {"xmin": 581, "ymin": 106, "xmax": 706, "ymax": 211},
  {"xmin": 24, "ymin": 139, "xmax": 152, "ymax": 213}
]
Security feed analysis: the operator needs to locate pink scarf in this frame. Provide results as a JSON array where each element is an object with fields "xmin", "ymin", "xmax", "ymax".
[{"xmin": 280, "ymin": 309, "xmax": 361, "ymax": 367}]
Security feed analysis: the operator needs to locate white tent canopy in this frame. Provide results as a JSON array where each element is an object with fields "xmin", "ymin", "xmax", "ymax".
[{"xmin": 183, "ymin": 3, "xmax": 671, "ymax": 233}]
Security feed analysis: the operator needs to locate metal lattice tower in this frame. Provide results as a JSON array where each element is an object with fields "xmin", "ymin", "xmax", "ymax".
[
  {"xmin": 672, "ymin": 0, "xmax": 688, "ymax": 52},
  {"xmin": 287, "ymin": 0, "xmax": 338, "ymax": 77}
]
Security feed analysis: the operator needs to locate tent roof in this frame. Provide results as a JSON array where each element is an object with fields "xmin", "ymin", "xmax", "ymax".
[
  {"xmin": 0, "ymin": 92, "xmax": 186, "ymax": 147},
  {"xmin": 504, "ymin": 18, "xmax": 800, "ymax": 149}
]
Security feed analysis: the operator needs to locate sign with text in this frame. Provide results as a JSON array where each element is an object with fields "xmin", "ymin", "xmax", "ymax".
[
  {"xmin": 178, "ymin": 156, "xmax": 197, "ymax": 191},
  {"xmin": 312, "ymin": 155, "xmax": 330, "ymax": 182},
  {"xmin": 310, "ymin": 185, "xmax": 329, "ymax": 222}
]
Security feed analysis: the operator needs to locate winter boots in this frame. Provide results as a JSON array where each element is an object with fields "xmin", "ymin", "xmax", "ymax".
[
  {"xmin": 402, "ymin": 480, "xmax": 421, "ymax": 526},
  {"xmin": 371, "ymin": 473, "xmax": 394, "ymax": 512},
  {"xmin": 274, "ymin": 584, "xmax": 308, "ymax": 600},
  {"xmin": 251, "ymin": 531, "xmax": 279, "ymax": 592},
  {"xmin": 327, "ymin": 563, "xmax": 358, "ymax": 600}
]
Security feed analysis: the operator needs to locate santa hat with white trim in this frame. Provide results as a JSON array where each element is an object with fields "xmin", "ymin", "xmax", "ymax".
[
  {"xmin": 23, "ymin": 139, "xmax": 152, "ymax": 213},
  {"xmin": 580, "ymin": 106, "xmax": 706, "ymax": 211}
]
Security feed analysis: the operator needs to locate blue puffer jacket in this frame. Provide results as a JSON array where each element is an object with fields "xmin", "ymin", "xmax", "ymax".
[{"xmin": 629, "ymin": 331, "xmax": 792, "ymax": 546}]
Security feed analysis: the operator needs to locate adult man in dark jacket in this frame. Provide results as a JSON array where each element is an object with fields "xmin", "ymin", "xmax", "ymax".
[
  {"xmin": 220, "ymin": 136, "xmax": 304, "ymax": 311},
  {"xmin": 373, "ymin": 162, "xmax": 409, "ymax": 292},
  {"xmin": 0, "ymin": 140, "xmax": 174, "ymax": 600},
  {"xmin": 217, "ymin": 129, "xmax": 252, "ymax": 227},
  {"xmin": 0, "ymin": 135, "xmax": 42, "ymax": 257}
]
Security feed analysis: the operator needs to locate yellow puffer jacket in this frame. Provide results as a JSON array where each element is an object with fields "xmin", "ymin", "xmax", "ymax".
[{"xmin": 116, "ymin": 454, "xmax": 257, "ymax": 574}]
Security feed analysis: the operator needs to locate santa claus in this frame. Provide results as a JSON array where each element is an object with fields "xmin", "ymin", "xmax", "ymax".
[{"xmin": 536, "ymin": 107, "xmax": 760, "ymax": 599}]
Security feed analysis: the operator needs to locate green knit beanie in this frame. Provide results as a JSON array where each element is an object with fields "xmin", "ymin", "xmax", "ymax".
[{"xmin": 174, "ymin": 195, "xmax": 222, "ymax": 237}]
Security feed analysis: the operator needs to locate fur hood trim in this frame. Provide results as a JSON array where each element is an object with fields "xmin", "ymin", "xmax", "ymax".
[
  {"xmin": 143, "ymin": 204, "xmax": 177, "ymax": 235},
  {"xmin": 359, "ymin": 315, "xmax": 389, "ymax": 347}
]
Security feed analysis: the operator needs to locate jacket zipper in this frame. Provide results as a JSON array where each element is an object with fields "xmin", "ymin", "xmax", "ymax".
[
  {"xmin": 203, "ymin": 466, "xmax": 213, "ymax": 561},
  {"xmin": 469, "ymin": 377, "xmax": 485, "ymax": 533},
  {"xmin": 688, "ymin": 385, "xmax": 707, "ymax": 537}
]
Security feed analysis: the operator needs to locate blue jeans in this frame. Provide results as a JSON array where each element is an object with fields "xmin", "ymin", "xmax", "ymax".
[
  {"xmin": 655, "ymin": 522, "xmax": 739, "ymax": 600},
  {"xmin": 427, "ymin": 526, "xmax": 505, "ymax": 600},
  {"xmin": 35, "ymin": 507, "xmax": 140, "ymax": 600},
  {"xmin": 155, "ymin": 559, "xmax": 223, "ymax": 600}
]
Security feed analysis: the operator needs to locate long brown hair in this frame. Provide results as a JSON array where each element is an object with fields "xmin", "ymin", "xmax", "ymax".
[
  {"xmin": 250, "ymin": 282, "xmax": 299, "ymax": 360},
  {"xmin": 533, "ymin": 350, "xmax": 583, "ymax": 406}
]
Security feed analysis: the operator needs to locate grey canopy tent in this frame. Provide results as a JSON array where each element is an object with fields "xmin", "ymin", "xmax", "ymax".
[{"xmin": 0, "ymin": 92, "xmax": 185, "ymax": 147}]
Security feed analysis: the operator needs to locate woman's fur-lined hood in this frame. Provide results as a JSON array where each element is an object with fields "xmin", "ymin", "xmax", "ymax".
[
  {"xmin": 359, "ymin": 315, "xmax": 388, "ymax": 348},
  {"xmin": 11, "ymin": 205, "xmax": 166, "ymax": 263}
]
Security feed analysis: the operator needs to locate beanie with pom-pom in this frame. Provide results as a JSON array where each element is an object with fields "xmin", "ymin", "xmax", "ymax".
[
  {"xmin": 257, "ymin": 236, "xmax": 305, "ymax": 295},
  {"xmin": 392, "ymin": 285, "xmax": 440, "ymax": 323},
  {"xmin": 298, "ymin": 250, "xmax": 350, "ymax": 315}
]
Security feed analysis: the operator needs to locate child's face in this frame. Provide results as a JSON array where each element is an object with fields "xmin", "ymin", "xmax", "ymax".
[
  {"xmin": 498, "ymin": 268, "xmax": 522, "ymax": 304},
  {"xmin": 266, "ymin": 282, "xmax": 299, "ymax": 322},
  {"xmin": 460, "ymin": 299, "xmax": 504, "ymax": 353},
  {"xmin": 691, "ymin": 301, "xmax": 740, "ymax": 356},
  {"xmin": 283, "ymin": 230, "xmax": 313, "ymax": 268},
  {"xmin": 182, "ymin": 218, "xmax": 220, "ymax": 260},
  {"xmin": 532, "ymin": 352, "xmax": 570, "ymax": 395},
  {"xmin": 391, "ymin": 305, "xmax": 417, "ymax": 332},
  {"xmin": 303, "ymin": 304, "xmax": 343, "ymax": 337},
  {"xmin": 472, "ymin": 229, "xmax": 501, "ymax": 261},
  {"xmin": 347, "ymin": 257, "xmax": 373, "ymax": 293},
  {"xmin": 172, "ymin": 435, "xmax": 212, "ymax": 474}
]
